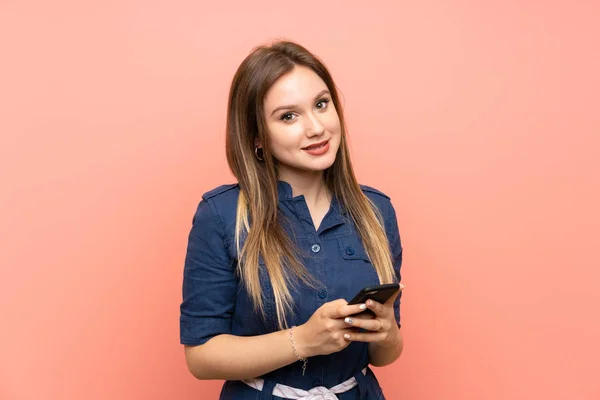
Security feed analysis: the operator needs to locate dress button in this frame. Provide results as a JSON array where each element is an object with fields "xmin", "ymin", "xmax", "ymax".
[
  {"xmin": 345, "ymin": 246, "xmax": 355, "ymax": 255},
  {"xmin": 313, "ymin": 380, "xmax": 323, "ymax": 387},
  {"xmin": 318, "ymin": 290, "xmax": 327, "ymax": 299},
  {"xmin": 311, "ymin": 244, "xmax": 321, "ymax": 253}
]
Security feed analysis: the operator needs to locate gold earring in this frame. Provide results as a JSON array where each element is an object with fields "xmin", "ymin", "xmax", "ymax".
[{"xmin": 255, "ymin": 147, "xmax": 264, "ymax": 161}]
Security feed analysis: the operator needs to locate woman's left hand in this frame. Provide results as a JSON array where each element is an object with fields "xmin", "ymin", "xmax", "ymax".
[{"xmin": 342, "ymin": 284, "xmax": 405, "ymax": 347}]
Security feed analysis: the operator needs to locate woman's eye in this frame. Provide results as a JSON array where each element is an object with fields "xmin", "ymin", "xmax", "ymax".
[
  {"xmin": 281, "ymin": 113, "xmax": 296, "ymax": 122},
  {"xmin": 316, "ymin": 99, "xmax": 330, "ymax": 110}
]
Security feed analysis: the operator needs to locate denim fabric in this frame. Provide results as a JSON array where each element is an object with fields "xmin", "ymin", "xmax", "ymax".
[{"xmin": 180, "ymin": 181, "xmax": 402, "ymax": 399}]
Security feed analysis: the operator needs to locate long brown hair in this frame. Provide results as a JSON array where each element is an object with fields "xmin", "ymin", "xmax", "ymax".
[{"xmin": 225, "ymin": 40, "xmax": 395, "ymax": 329}]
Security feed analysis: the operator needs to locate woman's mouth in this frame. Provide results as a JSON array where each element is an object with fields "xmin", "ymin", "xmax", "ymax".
[{"xmin": 302, "ymin": 140, "xmax": 330, "ymax": 156}]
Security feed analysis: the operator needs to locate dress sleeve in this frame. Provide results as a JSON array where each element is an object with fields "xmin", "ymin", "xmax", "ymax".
[
  {"xmin": 179, "ymin": 199, "xmax": 237, "ymax": 345},
  {"xmin": 385, "ymin": 201, "xmax": 403, "ymax": 328}
]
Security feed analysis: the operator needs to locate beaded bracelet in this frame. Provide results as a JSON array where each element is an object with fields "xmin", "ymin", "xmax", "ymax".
[{"xmin": 288, "ymin": 326, "xmax": 308, "ymax": 376}]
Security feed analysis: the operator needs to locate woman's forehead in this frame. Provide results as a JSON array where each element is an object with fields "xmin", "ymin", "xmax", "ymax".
[{"xmin": 264, "ymin": 66, "xmax": 328, "ymax": 110}]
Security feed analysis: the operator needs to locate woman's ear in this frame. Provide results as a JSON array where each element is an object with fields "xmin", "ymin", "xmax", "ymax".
[{"xmin": 254, "ymin": 137, "xmax": 262, "ymax": 148}]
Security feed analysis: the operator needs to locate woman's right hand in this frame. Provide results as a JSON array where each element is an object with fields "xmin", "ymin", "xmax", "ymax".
[{"xmin": 293, "ymin": 299, "xmax": 368, "ymax": 358}]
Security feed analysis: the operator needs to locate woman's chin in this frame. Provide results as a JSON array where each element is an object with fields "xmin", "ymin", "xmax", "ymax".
[{"xmin": 302, "ymin": 159, "xmax": 336, "ymax": 173}]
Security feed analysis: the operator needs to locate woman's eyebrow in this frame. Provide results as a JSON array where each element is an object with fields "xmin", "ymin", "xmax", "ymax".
[{"xmin": 270, "ymin": 89, "xmax": 331, "ymax": 116}]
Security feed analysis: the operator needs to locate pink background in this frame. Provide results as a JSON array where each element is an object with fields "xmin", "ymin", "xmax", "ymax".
[{"xmin": 1, "ymin": 1, "xmax": 599, "ymax": 399}]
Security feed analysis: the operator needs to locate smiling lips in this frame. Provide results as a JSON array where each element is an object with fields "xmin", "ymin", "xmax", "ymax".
[{"xmin": 302, "ymin": 140, "xmax": 330, "ymax": 156}]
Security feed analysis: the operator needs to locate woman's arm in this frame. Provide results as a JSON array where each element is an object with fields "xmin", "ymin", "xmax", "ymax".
[
  {"xmin": 184, "ymin": 300, "xmax": 369, "ymax": 381},
  {"xmin": 368, "ymin": 327, "xmax": 404, "ymax": 367},
  {"xmin": 184, "ymin": 330, "xmax": 297, "ymax": 381},
  {"xmin": 181, "ymin": 199, "xmax": 304, "ymax": 381},
  {"xmin": 366, "ymin": 196, "xmax": 405, "ymax": 367}
]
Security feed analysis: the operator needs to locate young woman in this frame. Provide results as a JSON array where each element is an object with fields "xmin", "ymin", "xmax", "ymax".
[{"xmin": 180, "ymin": 40, "xmax": 405, "ymax": 400}]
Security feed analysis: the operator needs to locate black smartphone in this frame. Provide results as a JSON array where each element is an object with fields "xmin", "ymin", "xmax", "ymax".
[{"xmin": 347, "ymin": 283, "xmax": 400, "ymax": 316}]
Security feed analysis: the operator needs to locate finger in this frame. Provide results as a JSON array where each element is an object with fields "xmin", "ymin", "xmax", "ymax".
[
  {"xmin": 323, "ymin": 299, "xmax": 348, "ymax": 317},
  {"xmin": 329, "ymin": 303, "xmax": 368, "ymax": 319},
  {"xmin": 343, "ymin": 316, "xmax": 383, "ymax": 331},
  {"xmin": 365, "ymin": 298, "xmax": 387, "ymax": 317},
  {"xmin": 350, "ymin": 312, "xmax": 375, "ymax": 320},
  {"xmin": 343, "ymin": 330, "xmax": 387, "ymax": 343},
  {"xmin": 327, "ymin": 318, "xmax": 354, "ymax": 332},
  {"xmin": 329, "ymin": 299, "xmax": 349, "ymax": 307}
]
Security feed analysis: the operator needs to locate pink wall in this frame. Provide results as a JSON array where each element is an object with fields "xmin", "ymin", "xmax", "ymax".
[{"xmin": 1, "ymin": 1, "xmax": 599, "ymax": 399}]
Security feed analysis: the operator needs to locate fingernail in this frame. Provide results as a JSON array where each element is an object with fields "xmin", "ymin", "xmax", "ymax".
[
  {"xmin": 359, "ymin": 304, "xmax": 367, "ymax": 310},
  {"xmin": 345, "ymin": 317, "xmax": 353, "ymax": 324},
  {"xmin": 344, "ymin": 333, "xmax": 351, "ymax": 339},
  {"xmin": 367, "ymin": 300, "xmax": 372, "ymax": 306}
]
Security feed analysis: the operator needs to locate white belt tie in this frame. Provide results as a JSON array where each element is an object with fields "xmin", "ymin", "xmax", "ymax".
[{"xmin": 242, "ymin": 367, "xmax": 367, "ymax": 400}]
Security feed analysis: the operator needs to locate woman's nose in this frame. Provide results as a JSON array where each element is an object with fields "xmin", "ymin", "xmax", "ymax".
[{"xmin": 304, "ymin": 113, "xmax": 325, "ymax": 137}]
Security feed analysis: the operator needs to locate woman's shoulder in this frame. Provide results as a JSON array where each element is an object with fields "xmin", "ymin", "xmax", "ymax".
[
  {"xmin": 192, "ymin": 183, "xmax": 239, "ymax": 217},
  {"xmin": 201, "ymin": 183, "xmax": 240, "ymax": 201},
  {"xmin": 359, "ymin": 183, "xmax": 397, "ymax": 218},
  {"xmin": 191, "ymin": 183, "xmax": 240, "ymax": 242},
  {"xmin": 359, "ymin": 184, "xmax": 390, "ymax": 201}
]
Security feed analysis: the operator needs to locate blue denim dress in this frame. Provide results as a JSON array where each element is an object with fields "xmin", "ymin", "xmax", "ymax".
[{"xmin": 180, "ymin": 181, "xmax": 403, "ymax": 399}]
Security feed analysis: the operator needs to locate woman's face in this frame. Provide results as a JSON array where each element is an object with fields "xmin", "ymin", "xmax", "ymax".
[{"xmin": 262, "ymin": 66, "xmax": 341, "ymax": 178}]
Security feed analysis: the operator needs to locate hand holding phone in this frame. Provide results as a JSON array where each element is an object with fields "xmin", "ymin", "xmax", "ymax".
[{"xmin": 293, "ymin": 283, "xmax": 405, "ymax": 358}]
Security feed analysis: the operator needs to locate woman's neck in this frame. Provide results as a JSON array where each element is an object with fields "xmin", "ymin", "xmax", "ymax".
[{"xmin": 278, "ymin": 170, "xmax": 330, "ymax": 207}]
